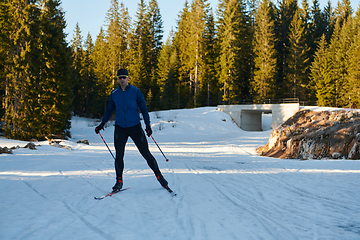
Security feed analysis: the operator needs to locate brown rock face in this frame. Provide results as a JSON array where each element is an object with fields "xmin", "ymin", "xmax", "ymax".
[{"xmin": 257, "ymin": 109, "xmax": 360, "ymax": 160}]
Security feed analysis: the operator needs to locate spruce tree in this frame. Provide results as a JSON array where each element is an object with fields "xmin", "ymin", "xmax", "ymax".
[
  {"xmin": 145, "ymin": 0, "xmax": 163, "ymax": 110},
  {"xmin": 287, "ymin": 9, "xmax": 309, "ymax": 100},
  {"xmin": 129, "ymin": 0, "xmax": 150, "ymax": 96},
  {"xmin": 37, "ymin": 0, "xmax": 73, "ymax": 139},
  {"xmin": 71, "ymin": 23, "xmax": 85, "ymax": 116},
  {"xmin": 309, "ymin": 0, "xmax": 325, "ymax": 57},
  {"xmin": 346, "ymin": 18, "xmax": 360, "ymax": 108},
  {"xmin": 157, "ymin": 31, "xmax": 180, "ymax": 110},
  {"xmin": 336, "ymin": 16, "xmax": 356, "ymax": 107},
  {"xmin": 310, "ymin": 34, "xmax": 334, "ymax": 106},
  {"xmin": 173, "ymin": 1, "xmax": 192, "ymax": 108},
  {"xmin": 323, "ymin": 0, "xmax": 336, "ymax": 43},
  {"xmin": 173, "ymin": 1, "xmax": 193, "ymax": 109},
  {"xmin": 253, "ymin": 0, "xmax": 277, "ymax": 100},
  {"xmin": 202, "ymin": 9, "xmax": 220, "ymax": 106},
  {"xmin": 327, "ymin": 17, "xmax": 355, "ymax": 107},
  {"xmin": 274, "ymin": 0, "xmax": 297, "ymax": 98},
  {"xmin": 83, "ymin": 33, "xmax": 95, "ymax": 117},
  {"xmin": 0, "ymin": 1, "xmax": 11, "ymax": 119},
  {"xmin": 172, "ymin": 0, "xmax": 210, "ymax": 107},
  {"xmin": 118, "ymin": 2, "xmax": 130, "ymax": 69},
  {"xmin": 2, "ymin": 0, "xmax": 72, "ymax": 140},
  {"xmin": 335, "ymin": 0, "xmax": 353, "ymax": 28},
  {"xmin": 105, "ymin": 0, "xmax": 130, "ymax": 91},
  {"xmin": 188, "ymin": 0, "xmax": 209, "ymax": 107},
  {"xmin": 217, "ymin": 0, "xmax": 251, "ymax": 104},
  {"xmin": 92, "ymin": 28, "xmax": 109, "ymax": 116},
  {"xmin": 3, "ymin": 0, "xmax": 40, "ymax": 139}
]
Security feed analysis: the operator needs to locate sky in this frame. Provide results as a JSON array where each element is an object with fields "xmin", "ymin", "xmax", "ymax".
[{"xmin": 61, "ymin": 0, "xmax": 360, "ymax": 43}]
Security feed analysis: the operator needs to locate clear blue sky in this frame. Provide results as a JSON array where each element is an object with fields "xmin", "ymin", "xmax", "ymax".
[{"xmin": 61, "ymin": 0, "xmax": 360, "ymax": 43}]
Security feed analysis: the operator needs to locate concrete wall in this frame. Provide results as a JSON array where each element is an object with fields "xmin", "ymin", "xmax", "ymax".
[{"xmin": 217, "ymin": 103, "xmax": 300, "ymax": 131}]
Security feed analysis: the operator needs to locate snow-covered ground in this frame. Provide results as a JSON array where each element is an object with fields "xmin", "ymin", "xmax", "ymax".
[{"xmin": 1, "ymin": 107, "xmax": 360, "ymax": 240}]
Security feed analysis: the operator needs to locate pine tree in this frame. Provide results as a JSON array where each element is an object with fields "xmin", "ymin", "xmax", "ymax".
[
  {"xmin": 173, "ymin": 0, "xmax": 210, "ymax": 107},
  {"xmin": 304, "ymin": 0, "xmax": 325, "ymax": 102},
  {"xmin": 335, "ymin": 0, "xmax": 353, "ymax": 28},
  {"xmin": 337, "ymin": 16, "xmax": 356, "ymax": 107},
  {"xmin": 327, "ymin": 16, "xmax": 355, "ymax": 107},
  {"xmin": 129, "ymin": 0, "xmax": 151, "ymax": 96},
  {"xmin": 173, "ymin": 1, "xmax": 192, "ymax": 108},
  {"xmin": 323, "ymin": 0, "xmax": 336, "ymax": 43},
  {"xmin": 0, "ymin": 1, "xmax": 12, "ymax": 119},
  {"xmin": 287, "ymin": 9, "xmax": 309, "ymax": 100},
  {"xmin": 145, "ymin": 0, "xmax": 163, "ymax": 110},
  {"xmin": 83, "ymin": 33, "xmax": 95, "ymax": 117},
  {"xmin": 157, "ymin": 31, "xmax": 180, "ymax": 109},
  {"xmin": 92, "ymin": 28, "xmax": 109, "ymax": 117},
  {"xmin": 346, "ymin": 17, "xmax": 360, "ymax": 108},
  {"xmin": 202, "ymin": 9, "xmax": 220, "ymax": 106},
  {"xmin": 188, "ymin": 0, "xmax": 209, "ymax": 107},
  {"xmin": 309, "ymin": 0, "xmax": 325, "ymax": 57},
  {"xmin": 274, "ymin": 0, "xmax": 298, "ymax": 98},
  {"xmin": 39, "ymin": 0, "xmax": 73, "ymax": 139},
  {"xmin": 118, "ymin": 2, "xmax": 130, "ymax": 70},
  {"xmin": 105, "ymin": 0, "xmax": 130, "ymax": 91},
  {"xmin": 247, "ymin": 0, "xmax": 258, "ymax": 93},
  {"xmin": 3, "ymin": 0, "xmax": 40, "ymax": 139},
  {"xmin": 71, "ymin": 23, "xmax": 85, "ymax": 116},
  {"xmin": 218, "ymin": 0, "xmax": 251, "ymax": 104},
  {"xmin": 310, "ymin": 34, "xmax": 334, "ymax": 106},
  {"xmin": 2, "ymin": 0, "xmax": 72, "ymax": 140},
  {"xmin": 252, "ymin": 0, "xmax": 277, "ymax": 100}
]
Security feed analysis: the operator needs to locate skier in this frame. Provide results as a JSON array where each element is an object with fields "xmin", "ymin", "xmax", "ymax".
[{"xmin": 95, "ymin": 69, "xmax": 168, "ymax": 192}]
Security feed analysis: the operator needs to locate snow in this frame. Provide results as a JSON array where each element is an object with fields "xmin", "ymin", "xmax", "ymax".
[{"xmin": 1, "ymin": 107, "xmax": 360, "ymax": 239}]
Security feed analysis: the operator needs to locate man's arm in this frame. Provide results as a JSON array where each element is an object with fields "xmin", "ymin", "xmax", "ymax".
[
  {"xmin": 137, "ymin": 89, "xmax": 150, "ymax": 126},
  {"xmin": 95, "ymin": 94, "xmax": 115, "ymax": 134}
]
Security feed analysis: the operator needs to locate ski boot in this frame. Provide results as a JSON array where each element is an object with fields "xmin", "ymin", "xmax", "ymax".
[
  {"xmin": 156, "ymin": 174, "xmax": 168, "ymax": 188},
  {"xmin": 112, "ymin": 177, "xmax": 123, "ymax": 192}
]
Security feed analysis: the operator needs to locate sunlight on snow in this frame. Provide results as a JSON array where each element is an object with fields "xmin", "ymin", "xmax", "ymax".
[{"xmin": 1, "ymin": 168, "xmax": 359, "ymax": 180}]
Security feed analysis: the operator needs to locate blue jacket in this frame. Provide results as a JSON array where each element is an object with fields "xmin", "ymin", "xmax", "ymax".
[{"xmin": 101, "ymin": 84, "xmax": 150, "ymax": 128}]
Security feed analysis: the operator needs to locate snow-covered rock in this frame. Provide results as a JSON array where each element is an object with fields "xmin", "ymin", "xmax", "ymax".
[{"xmin": 258, "ymin": 109, "xmax": 360, "ymax": 160}]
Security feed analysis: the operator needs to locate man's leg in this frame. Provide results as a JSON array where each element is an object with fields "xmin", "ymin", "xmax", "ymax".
[
  {"xmin": 114, "ymin": 125, "xmax": 128, "ymax": 184},
  {"xmin": 129, "ymin": 124, "xmax": 168, "ymax": 187}
]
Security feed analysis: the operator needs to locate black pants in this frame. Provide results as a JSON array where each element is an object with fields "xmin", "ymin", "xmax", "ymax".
[{"xmin": 114, "ymin": 123, "xmax": 161, "ymax": 180}]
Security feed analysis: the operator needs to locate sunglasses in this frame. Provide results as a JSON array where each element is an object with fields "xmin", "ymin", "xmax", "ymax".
[{"xmin": 117, "ymin": 75, "xmax": 128, "ymax": 80}]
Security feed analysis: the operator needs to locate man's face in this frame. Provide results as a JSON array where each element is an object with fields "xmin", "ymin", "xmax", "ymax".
[{"xmin": 117, "ymin": 75, "xmax": 129, "ymax": 87}]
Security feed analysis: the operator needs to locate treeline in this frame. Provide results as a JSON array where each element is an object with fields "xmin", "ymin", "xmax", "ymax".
[
  {"xmin": 1, "ymin": 0, "xmax": 73, "ymax": 140},
  {"xmin": 0, "ymin": 0, "xmax": 359, "ymax": 140}
]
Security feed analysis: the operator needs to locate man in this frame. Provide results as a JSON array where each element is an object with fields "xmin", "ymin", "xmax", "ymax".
[{"xmin": 95, "ymin": 68, "xmax": 168, "ymax": 192}]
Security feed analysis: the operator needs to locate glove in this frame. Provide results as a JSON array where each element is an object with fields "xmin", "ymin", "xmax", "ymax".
[
  {"xmin": 95, "ymin": 122, "xmax": 105, "ymax": 134},
  {"xmin": 145, "ymin": 124, "xmax": 152, "ymax": 137}
]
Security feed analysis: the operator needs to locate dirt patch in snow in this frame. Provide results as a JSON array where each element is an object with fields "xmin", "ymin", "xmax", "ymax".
[{"xmin": 257, "ymin": 109, "xmax": 360, "ymax": 160}]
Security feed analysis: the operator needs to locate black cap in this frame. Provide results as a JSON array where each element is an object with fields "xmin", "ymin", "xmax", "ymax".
[{"xmin": 117, "ymin": 69, "xmax": 128, "ymax": 76}]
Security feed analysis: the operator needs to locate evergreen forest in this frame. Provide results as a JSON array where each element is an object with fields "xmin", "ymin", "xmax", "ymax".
[{"xmin": 1, "ymin": 0, "xmax": 359, "ymax": 140}]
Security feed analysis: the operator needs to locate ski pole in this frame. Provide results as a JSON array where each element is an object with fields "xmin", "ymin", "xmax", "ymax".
[
  {"xmin": 99, "ymin": 132, "xmax": 116, "ymax": 160},
  {"xmin": 150, "ymin": 135, "xmax": 169, "ymax": 162}
]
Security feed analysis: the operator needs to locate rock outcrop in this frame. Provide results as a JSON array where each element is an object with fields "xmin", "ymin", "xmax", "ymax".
[{"xmin": 257, "ymin": 109, "xmax": 360, "ymax": 160}]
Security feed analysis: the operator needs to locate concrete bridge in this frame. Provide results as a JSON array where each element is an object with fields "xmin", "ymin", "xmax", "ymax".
[{"xmin": 217, "ymin": 103, "xmax": 300, "ymax": 131}]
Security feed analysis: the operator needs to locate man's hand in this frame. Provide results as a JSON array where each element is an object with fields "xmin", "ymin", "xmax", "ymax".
[
  {"xmin": 95, "ymin": 122, "xmax": 105, "ymax": 134},
  {"xmin": 145, "ymin": 124, "xmax": 152, "ymax": 137}
]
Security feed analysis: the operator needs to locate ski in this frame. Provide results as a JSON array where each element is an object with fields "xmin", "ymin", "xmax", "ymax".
[
  {"xmin": 165, "ymin": 186, "xmax": 177, "ymax": 197},
  {"xmin": 94, "ymin": 187, "xmax": 130, "ymax": 200}
]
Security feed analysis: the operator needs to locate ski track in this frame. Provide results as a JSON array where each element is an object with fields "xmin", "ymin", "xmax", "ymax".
[
  {"xmin": 62, "ymin": 200, "xmax": 115, "ymax": 240},
  {"xmin": 21, "ymin": 178, "xmax": 48, "ymax": 200}
]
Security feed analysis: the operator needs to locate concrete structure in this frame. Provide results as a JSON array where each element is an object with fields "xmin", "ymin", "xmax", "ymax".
[{"xmin": 217, "ymin": 103, "xmax": 300, "ymax": 131}]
